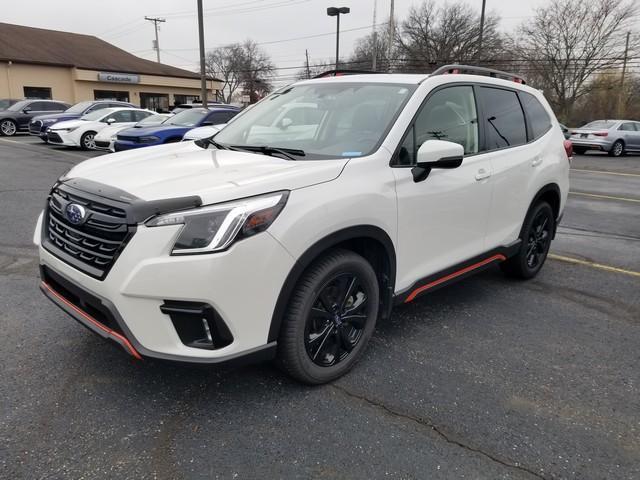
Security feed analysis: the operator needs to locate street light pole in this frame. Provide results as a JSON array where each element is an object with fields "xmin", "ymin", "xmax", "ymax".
[
  {"xmin": 327, "ymin": 7, "xmax": 350, "ymax": 71},
  {"xmin": 197, "ymin": 0, "xmax": 207, "ymax": 108},
  {"xmin": 478, "ymin": 0, "xmax": 487, "ymax": 61}
]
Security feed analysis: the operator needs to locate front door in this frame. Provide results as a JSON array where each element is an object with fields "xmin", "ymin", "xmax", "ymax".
[{"xmin": 392, "ymin": 85, "xmax": 493, "ymax": 291}]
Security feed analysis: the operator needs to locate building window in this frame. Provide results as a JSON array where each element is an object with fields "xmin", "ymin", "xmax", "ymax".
[
  {"xmin": 140, "ymin": 93, "xmax": 170, "ymax": 113},
  {"xmin": 174, "ymin": 94, "xmax": 200, "ymax": 106},
  {"xmin": 24, "ymin": 86, "xmax": 52, "ymax": 99},
  {"xmin": 94, "ymin": 90, "xmax": 130, "ymax": 102}
]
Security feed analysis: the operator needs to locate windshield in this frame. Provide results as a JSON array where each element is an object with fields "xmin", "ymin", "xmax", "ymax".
[
  {"xmin": 0, "ymin": 99, "xmax": 16, "ymax": 110},
  {"xmin": 582, "ymin": 120, "xmax": 616, "ymax": 129},
  {"xmin": 7, "ymin": 100, "xmax": 30, "ymax": 111},
  {"xmin": 65, "ymin": 101, "xmax": 94, "ymax": 114},
  {"xmin": 136, "ymin": 114, "xmax": 168, "ymax": 127},
  {"xmin": 167, "ymin": 109, "xmax": 208, "ymax": 126},
  {"xmin": 214, "ymin": 82, "xmax": 416, "ymax": 159},
  {"xmin": 81, "ymin": 109, "xmax": 114, "ymax": 121}
]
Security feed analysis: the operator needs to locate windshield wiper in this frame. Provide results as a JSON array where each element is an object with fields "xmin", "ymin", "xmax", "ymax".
[{"xmin": 230, "ymin": 145, "xmax": 306, "ymax": 160}]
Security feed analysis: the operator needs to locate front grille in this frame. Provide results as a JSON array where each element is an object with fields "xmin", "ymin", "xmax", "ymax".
[
  {"xmin": 94, "ymin": 140, "xmax": 111, "ymax": 148},
  {"xmin": 43, "ymin": 185, "xmax": 134, "ymax": 279},
  {"xmin": 47, "ymin": 132, "xmax": 63, "ymax": 143},
  {"xmin": 29, "ymin": 121, "xmax": 43, "ymax": 135}
]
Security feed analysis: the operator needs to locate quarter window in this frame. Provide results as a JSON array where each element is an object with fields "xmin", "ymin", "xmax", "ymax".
[
  {"xmin": 520, "ymin": 92, "xmax": 551, "ymax": 140},
  {"xmin": 414, "ymin": 86, "xmax": 479, "ymax": 155},
  {"xmin": 619, "ymin": 123, "xmax": 636, "ymax": 131},
  {"xmin": 477, "ymin": 87, "xmax": 527, "ymax": 150}
]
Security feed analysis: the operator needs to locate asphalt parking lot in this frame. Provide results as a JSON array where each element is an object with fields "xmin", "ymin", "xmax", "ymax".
[{"xmin": 1, "ymin": 134, "xmax": 639, "ymax": 480}]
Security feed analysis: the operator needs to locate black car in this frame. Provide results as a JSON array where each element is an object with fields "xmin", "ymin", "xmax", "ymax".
[
  {"xmin": 29, "ymin": 100, "xmax": 135, "ymax": 141},
  {"xmin": 0, "ymin": 99, "xmax": 70, "ymax": 136}
]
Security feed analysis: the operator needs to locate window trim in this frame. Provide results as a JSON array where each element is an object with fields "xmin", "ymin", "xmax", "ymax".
[
  {"xmin": 518, "ymin": 90, "xmax": 552, "ymax": 142},
  {"xmin": 390, "ymin": 82, "xmax": 483, "ymax": 168}
]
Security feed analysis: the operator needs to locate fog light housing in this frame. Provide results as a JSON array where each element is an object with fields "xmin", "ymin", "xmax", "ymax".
[{"xmin": 160, "ymin": 300, "xmax": 233, "ymax": 350}]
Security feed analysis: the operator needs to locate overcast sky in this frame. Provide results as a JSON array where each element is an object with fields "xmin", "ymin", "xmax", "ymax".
[{"xmin": 3, "ymin": 0, "xmax": 549, "ymax": 85}]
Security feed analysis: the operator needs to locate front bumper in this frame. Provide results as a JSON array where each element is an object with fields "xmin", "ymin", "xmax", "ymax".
[
  {"xmin": 114, "ymin": 141, "xmax": 151, "ymax": 151},
  {"xmin": 37, "ymin": 215, "xmax": 295, "ymax": 364},
  {"xmin": 47, "ymin": 130, "xmax": 79, "ymax": 147},
  {"xmin": 94, "ymin": 139, "xmax": 115, "ymax": 152}
]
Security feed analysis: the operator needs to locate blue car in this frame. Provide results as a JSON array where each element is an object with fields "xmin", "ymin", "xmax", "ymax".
[
  {"xmin": 29, "ymin": 100, "xmax": 135, "ymax": 141},
  {"xmin": 114, "ymin": 107, "xmax": 240, "ymax": 151}
]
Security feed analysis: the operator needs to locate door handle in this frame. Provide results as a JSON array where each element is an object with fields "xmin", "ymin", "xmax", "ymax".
[
  {"xmin": 531, "ymin": 156, "xmax": 542, "ymax": 167},
  {"xmin": 475, "ymin": 168, "xmax": 491, "ymax": 181}
]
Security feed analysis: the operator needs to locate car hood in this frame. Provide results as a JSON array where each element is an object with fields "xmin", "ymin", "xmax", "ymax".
[
  {"xmin": 50, "ymin": 119, "xmax": 90, "ymax": 130},
  {"xmin": 32, "ymin": 113, "xmax": 80, "ymax": 122},
  {"xmin": 65, "ymin": 141, "xmax": 348, "ymax": 205},
  {"xmin": 118, "ymin": 124, "xmax": 188, "ymax": 138}
]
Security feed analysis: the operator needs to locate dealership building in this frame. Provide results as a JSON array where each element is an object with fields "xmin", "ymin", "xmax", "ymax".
[{"xmin": 0, "ymin": 23, "xmax": 222, "ymax": 111}]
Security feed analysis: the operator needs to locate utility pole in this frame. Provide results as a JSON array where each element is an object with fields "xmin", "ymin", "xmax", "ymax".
[
  {"xmin": 478, "ymin": 0, "xmax": 486, "ymax": 62},
  {"xmin": 388, "ymin": 0, "xmax": 394, "ymax": 73},
  {"xmin": 197, "ymin": 0, "xmax": 208, "ymax": 108},
  {"xmin": 372, "ymin": 0, "xmax": 378, "ymax": 71},
  {"xmin": 145, "ymin": 16, "xmax": 166, "ymax": 63},
  {"xmin": 305, "ymin": 49, "xmax": 311, "ymax": 79},
  {"xmin": 618, "ymin": 31, "xmax": 631, "ymax": 118}
]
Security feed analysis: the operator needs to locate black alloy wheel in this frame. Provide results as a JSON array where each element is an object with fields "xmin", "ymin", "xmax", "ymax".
[
  {"xmin": 305, "ymin": 272, "xmax": 369, "ymax": 367},
  {"xmin": 277, "ymin": 249, "xmax": 379, "ymax": 384},
  {"xmin": 525, "ymin": 209, "xmax": 551, "ymax": 270}
]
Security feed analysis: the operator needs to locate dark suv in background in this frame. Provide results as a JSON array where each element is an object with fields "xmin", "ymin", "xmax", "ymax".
[
  {"xmin": 0, "ymin": 99, "xmax": 70, "ymax": 136},
  {"xmin": 29, "ymin": 100, "xmax": 135, "ymax": 141}
]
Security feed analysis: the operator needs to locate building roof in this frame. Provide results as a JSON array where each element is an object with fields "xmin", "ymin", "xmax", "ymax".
[{"xmin": 0, "ymin": 22, "xmax": 216, "ymax": 81}]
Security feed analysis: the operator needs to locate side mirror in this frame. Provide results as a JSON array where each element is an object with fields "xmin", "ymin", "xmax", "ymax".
[
  {"xmin": 279, "ymin": 117, "xmax": 293, "ymax": 129},
  {"xmin": 412, "ymin": 140, "xmax": 464, "ymax": 182},
  {"xmin": 106, "ymin": 118, "xmax": 117, "ymax": 125},
  {"xmin": 23, "ymin": 107, "xmax": 31, "ymax": 114}
]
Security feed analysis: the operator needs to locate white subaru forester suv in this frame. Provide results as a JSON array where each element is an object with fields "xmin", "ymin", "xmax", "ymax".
[{"xmin": 35, "ymin": 65, "xmax": 569, "ymax": 384}]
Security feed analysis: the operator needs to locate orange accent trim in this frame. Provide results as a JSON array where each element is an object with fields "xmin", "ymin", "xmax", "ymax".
[
  {"xmin": 404, "ymin": 254, "xmax": 507, "ymax": 303},
  {"xmin": 42, "ymin": 281, "xmax": 142, "ymax": 360}
]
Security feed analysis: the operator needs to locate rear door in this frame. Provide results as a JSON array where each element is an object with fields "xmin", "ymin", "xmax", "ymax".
[
  {"xmin": 392, "ymin": 85, "xmax": 493, "ymax": 286},
  {"xmin": 618, "ymin": 122, "xmax": 639, "ymax": 150},
  {"xmin": 482, "ymin": 88, "xmax": 548, "ymax": 249}
]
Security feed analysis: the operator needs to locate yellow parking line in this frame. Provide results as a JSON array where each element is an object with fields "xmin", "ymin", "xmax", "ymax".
[
  {"xmin": 549, "ymin": 254, "xmax": 640, "ymax": 278},
  {"xmin": 569, "ymin": 191, "xmax": 640, "ymax": 203},
  {"xmin": 571, "ymin": 168, "xmax": 640, "ymax": 178}
]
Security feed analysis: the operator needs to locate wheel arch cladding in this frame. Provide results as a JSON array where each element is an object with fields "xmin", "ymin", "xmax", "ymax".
[
  {"xmin": 527, "ymin": 183, "xmax": 561, "ymax": 238},
  {"xmin": 268, "ymin": 225, "xmax": 396, "ymax": 343}
]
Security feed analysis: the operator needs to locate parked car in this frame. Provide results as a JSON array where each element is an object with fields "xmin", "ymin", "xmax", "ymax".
[
  {"xmin": 0, "ymin": 99, "xmax": 21, "ymax": 110},
  {"xmin": 171, "ymin": 102, "xmax": 229, "ymax": 114},
  {"xmin": 570, "ymin": 119, "xmax": 640, "ymax": 156},
  {"xmin": 35, "ymin": 65, "xmax": 569, "ymax": 384},
  {"xmin": 181, "ymin": 124, "xmax": 226, "ymax": 141},
  {"xmin": 29, "ymin": 100, "xmax": 136, "ymax": 141},
  {"xmin": 94, "ymin": 113, "xmax": 171, "ymax": 152},
  {"xmin": 0, "ymin": 99, "xmax": 70, "ymax": 136},
  {"xmin": 47, "ymin": 108, "xmax": 154, "ymax": 150},
  {"xmin": 114, "ymin": 106, "xmax": 239, "ymax": 151}
]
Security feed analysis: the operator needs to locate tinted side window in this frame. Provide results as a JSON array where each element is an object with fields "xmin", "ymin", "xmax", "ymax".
[
  {"xmin": 133, "ymin": 110, "xmax": 152, "ymax": 121},
  {"xmin": 110, "ymin": 110, "xmax": 135, "ymax": 122},
  {"xmin": 520, "ymin": 92, "xmax": 551, "ymax": 140},
  {"xmin": 478, "ymin": 87, "xmax": 527, "ymax": 150},
  {"xmin": 619, "ymin": 123, "xmax": 635, "ymax": 131},
  {"xmin": 414, "ymin": 86, "xmax": 479, "ymax": 155},
  {"xmin": 29, "ymin": 102, "xmax": 49, "ymax": 111},
  {"xmin": 206, "ymin": 112, "xmax": 234, "ymax": 125}
]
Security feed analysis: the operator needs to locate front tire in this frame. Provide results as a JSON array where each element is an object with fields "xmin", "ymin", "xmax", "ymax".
[
  {"xmin": 277, "ymin": 249, "xmax": 379, "ymax": 384},
  {"xmin": 609, "ymin": 140, "xmax": 624, "ymax": 157},
  {"xmin": 80, "ymin": 131, "xmax": 97, "ymax": 150},
  {"xmin": 501, "ymin": 202, "xmax": 555, "ymax": 280},
  {"xmin": 0, "ymin": 119, "xmax": 17, "ymax": 136}
]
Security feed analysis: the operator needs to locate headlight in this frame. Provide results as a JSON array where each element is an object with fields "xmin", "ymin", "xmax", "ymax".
[
  {"xmin": 145, "ymin": 191, "xmax": 289, "ymax": 254},
  {"xmin": 43, "ymin": 119, "xmax": 57, "ymax": 124},
  {"xmin": 139, "ymin": 135, "xmax": 160, "ymax": 143},
  {"xmin": 53, "ymin": 126, "xmax": 78, "ymax": 132}
]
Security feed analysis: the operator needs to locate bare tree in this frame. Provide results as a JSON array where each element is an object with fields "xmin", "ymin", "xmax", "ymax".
[
  {"xmin": 205, "ymin": 44, "xmax": 244, "ymax": 103},
  {"xmin": 397, "ymin": 1, "xmax": 503, "ymax": 72},
  {"xmin": 572, "ymin": 71, "xmax": 640, "ymax": 124},
  {"xmin": 349, "ymin": 27, "xmax": 395, "ymax": 72},
  {"xmin": 513, "ymin": 0, "xmax": 637, "ymax": 121},
  {"xmin": 206, "ymin": 40, "xmax": 274, "ymax": 104},
  {"xmin": 295, "ymin": 59, "xmax": 341, "ymax": 80}
]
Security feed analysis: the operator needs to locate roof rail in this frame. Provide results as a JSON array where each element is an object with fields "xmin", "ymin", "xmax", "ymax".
[
  {"xmin": 431, "ymin": 64, "xmax": 526, "ymax": 85},
  {"xmin": 312, "ymin": 69, "xmax": 380, "ymax": 78}
]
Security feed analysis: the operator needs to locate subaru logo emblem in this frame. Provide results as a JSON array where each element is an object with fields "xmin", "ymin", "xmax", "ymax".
[{"xmin": 65, "ymin": 203, "xmax": 86, "ymax": 225}]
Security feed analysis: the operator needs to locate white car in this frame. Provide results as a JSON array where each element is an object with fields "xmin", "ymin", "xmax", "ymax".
[
  {"xmin": 181, "ymin": 124, "xmax": 227, "ymax": 141},
  {"xmin": 47, "ymin": 108, "xmax": 154, "ymax": 150},
  {"xmin": 94, "ymin": 113, "xmax": 171, "ymax": 152},
  {"xmin": 35, "ymin": 65, "xmax": 569, "ymax": 384}
]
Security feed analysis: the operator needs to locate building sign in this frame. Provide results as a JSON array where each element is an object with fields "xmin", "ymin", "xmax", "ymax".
[{"xmin": 98, "ymin": 72, "xmax": 140, "ymax": 84}]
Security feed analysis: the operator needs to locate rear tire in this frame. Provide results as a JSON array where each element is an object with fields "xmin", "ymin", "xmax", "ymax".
[
  {"xmin": 608, "ymin": 140, "xmax": 624, "ymax": 157},
  {"xmin": 501, "ymin": 202, "xmax": 555, "ymax": 280},
  {"xmin": 277, "ymin": 249, "xmax": 379, "ymax": 384}
]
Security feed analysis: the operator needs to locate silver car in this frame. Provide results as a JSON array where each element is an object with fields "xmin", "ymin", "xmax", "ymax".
[{"xmin": 570, "ymin": 120, "xmax": 640, "ymax": 157}]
